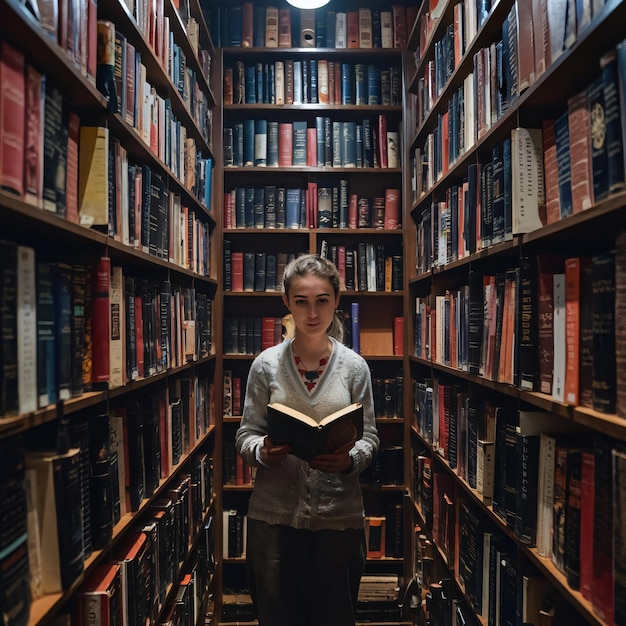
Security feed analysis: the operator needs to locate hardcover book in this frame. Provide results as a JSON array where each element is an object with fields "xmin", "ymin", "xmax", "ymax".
[{"xmin": 266, "ymin": 402, "xmax": 363, "ymax": 462}]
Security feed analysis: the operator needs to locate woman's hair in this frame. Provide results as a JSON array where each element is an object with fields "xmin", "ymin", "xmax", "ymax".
[{"xmin": 282, "ymin": 254, "xmax": 344, "ymax": 342}]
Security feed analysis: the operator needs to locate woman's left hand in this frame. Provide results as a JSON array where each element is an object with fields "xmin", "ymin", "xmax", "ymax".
[{"xmin": 310, "ymin": 441, "xmax": 355, "ymax": 473}]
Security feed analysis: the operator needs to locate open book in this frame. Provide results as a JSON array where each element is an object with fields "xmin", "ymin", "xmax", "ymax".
[{"xmin": 267, "ymin": 402, "xmax": 363, "ymax": 462}]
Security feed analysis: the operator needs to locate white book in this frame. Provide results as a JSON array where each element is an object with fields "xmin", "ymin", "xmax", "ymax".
[
  {"xmin": 17, "ymin": 245, "xmax": 37, "ymax": 415},
  {"xmin": 464, "ymin": 73, "xmax": 476, "ymax": 150},
  {"xmin": 481, "ymin": 532, "xmax": 494, "ymax": 617},
  {"xmin": 358, "ymin": 8, "xmax": 372, "ymax": 48},
  {"xmin": 476, "ymin": 440, "xmax": 495, "ymax": 504},
  {"xmin": 275, "ymin": 60, "xmax": 284, "ymax": 105},
  {"xmin": 387, "ymin": 130, "xmax": 399, "ymax": 168},
  {"xmin": 552, "ymin": 273, "xmax": 566, "ymax": 401},
  {"xmin": 380, "ymin": 11, "xmax": 393, "ymax": 48},
  {"xmin": 25, "ymin": 468, "xmax": 43, "ymax": 600},
  {"xmin": 537, "ymin": 431, "xmax": 557, "ymax": 557},
  {"xmin": 335, "ymin": 12, "xmax": 347, "ymax": 48},
  {"xmin": 265, "ymin": 6, "xmax": 279, "ymax": 47},
  {"xmin": 511, "ymin": 127, "xmax": 545, "ymax": 234},
  {"xmin": 109, "ymin": 266, "xmax": 125, "ymax": 389}
]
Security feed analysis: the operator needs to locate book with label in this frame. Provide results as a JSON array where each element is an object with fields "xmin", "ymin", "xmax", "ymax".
[{"xmin": 267, "ymin": 402, "xmax": 363, "ymax": 462}]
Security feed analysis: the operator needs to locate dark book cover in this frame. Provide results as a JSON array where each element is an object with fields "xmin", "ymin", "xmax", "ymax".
[
  {"xmin": 254, "ymin": 252, "xmax": 266, "ymax": 292},
  {"xmin": 50, "ymin": 262, "xmax": 73, "ymax": 401},
  {"xmin": 601, "ymin": 51, "xmax": 625, "ymax": 195},
  {"xmin": 70, "ymin": 264, "xmax": 87, "ymax": 398},
  {"xmin": 124, "ymin": 275, "xmax": 138, "ymax": 380},
  {"xmin": 142, "ymin": 395, "xmax": 161, "ymax": 498},
  {"xmin": 467, "ymin": 269, "xmax": 484, "ymax": 375},
  {"xmin": 517, "ymin": 255, "xmax": 539, "ymax": 391},
  {"xmin": 36, "ymin": 260, "xmax": 56, "ymax": 408},
  {"xmin": 263, "ymin": 185, "xmax": 276, "ymax": 229},
  {"xmin": 492, "ymin": 406, "xmax": 517, "ymax": 523},
  {"xmin": 124, "ymin": 397, "xmax": 145, "ymax": 512},
  {"xmin": 587, "ymin": 76, "xmax": 609, "ymax": 202},
  {"xmin": 564, "ymin": 448, "xmax": 583, "ymax": 589},
  {"xmin": 267, "ymin": 402, "xmax": 363, "ymax": 462},
  {"xmin": 591, "ymin": 251, "xmax": 616, "ymax": 413},
  {"xmin": 0, "ymin": 240, "xmax": 18, "ymax": 416},
  {"xmin": 458, "ymin": 502, "xmax": 482, "ymax": 614},
  {"xmin": 554, "ymin": 111, "xmax": 573, "ymax": 218},
  {"xmin": 612, "ymin": 446, "xmax": 626, "ymax": 624},
  {"xmin": 514, "ymin": 432, "xmax": 540, "ymax": 546}
]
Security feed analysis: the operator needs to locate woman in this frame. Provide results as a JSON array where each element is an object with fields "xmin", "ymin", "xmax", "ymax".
[{"xmin": 235, "ymin": 254, "xmax": 379, "ymax": 626}]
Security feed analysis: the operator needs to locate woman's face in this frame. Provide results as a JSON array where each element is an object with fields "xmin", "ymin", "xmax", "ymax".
[{"xmin": 283, "ymin": 274, "xmax": 339, "ymax": 341}]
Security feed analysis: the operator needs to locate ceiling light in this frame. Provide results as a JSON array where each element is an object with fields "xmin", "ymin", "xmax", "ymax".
[{"xmin": 286, "ymin": 0, "xmax": 331, "ymax": 9}]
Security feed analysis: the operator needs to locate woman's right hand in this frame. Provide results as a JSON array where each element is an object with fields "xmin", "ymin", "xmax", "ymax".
[{"xmin": 260, "ymin": 437, "xmax": 291, "ymax": 467}]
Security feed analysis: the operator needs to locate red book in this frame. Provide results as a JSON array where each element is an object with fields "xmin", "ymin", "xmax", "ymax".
[
  {"xmin": 347, "ymin": 11, "xmax": 359, "ymax": 48},
  {"xmin": 65, "ymin": 111, "xmax": 80, "ymax": 223},
  {"xmin": 567, "ymin": 90, "xmax": 593, "ymax": 214},
  {"xmin": 87, "ymin": 0, "xmax": 98, "ymax": 81},
  {"xmin": 392, "ymin": 4, "xmax": 407, "ymax": 48},
  {"xmin": 261, "ymin": 316, "xmax": 275, "ymax": 350},
  {"xmin": 91, "ymin": 257, "xmax": 111, "ymax": 385},
  {"xmin": 278, "ymin": 122, "xmax": 293, "ymax": 167},
  {"xmin": 348, "ymin": 194, "xmax": 358, "ymax": 228},
  {"xmin": 579, "ymin": 450, "xmax": 594, "ymax": 602},
  {"xmin": 306, "ymin": 127, "xmax": 316, "ymax": 167},
  {"xmin": 0, "ymin": 42, "xmax": 25, "ymax": 197},
  {"xmin": 542, "ymin": 118, "xmax": 561, "ymax": 224},
  {"xmin": 337, "ymin": 246, "xmax": 346, "ymax": 290},
  {"xmin": 278, "ymin": 8, "xmax": 292, "ymax": 47},
  {"xmin": 377, "ymin": 114, "xmax": 388, "ymax": 168},
  {"xmin": 231, "ymin": 251, "xmax": 244, "ymax": 292},
  {"xmin": 79, "ymin": 563, "xmax": 121, "ymax": 626},
  {"xmin": 383, "ymin": 188, "xmax": 400, "ymax": 229},
  {"xmin": 232, "ymin": 376, "xmax": 242, "ymax": 415},
  {"xmin": 393, "ymin": 316, "xmax": 404, "ymax": 356},
  {"xmin": 23, "ymin": 64, "xmax": 44, "ymax": 207}
]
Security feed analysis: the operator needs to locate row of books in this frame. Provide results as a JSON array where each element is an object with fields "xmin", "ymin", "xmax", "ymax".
[
  {"xmin": 224, "ymin": 114, "xmax": 400, "ymax": 169},
  {"xmin": 107, "ymin": 143, "xmax": 212, "ymax": 274},
  {"xmin": 208, "ymin": 4, "xmax": 415, "ymax": 50},
  {"xmin": 415, "ymin": 244, "xmax": 624, "ymax": 416},
  {"xmin": 0, "ymin": 244, "xmax": 212, "ymax": 419},
  {"xmin": 225, "ymin": 183, "xmax": 400, "ymax": 231},
  {"xmin": 224, "ymin": 59, "xmax": 402, "ymax": 107},
  {"xmin": 0, "ymin": 45, "xmax": 214, "ymax": 259},
  {"xmin": 413, "ymin": 40, "xmax": 626, "ymax": 229},
  {"xmin": 108, "ymin": 20, "xmax": 212, "ymax": 141}
]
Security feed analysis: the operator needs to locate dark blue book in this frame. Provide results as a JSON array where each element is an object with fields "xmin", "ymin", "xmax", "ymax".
[
  {"xmin": 267, "ymin": 63, "xmax": 275, "ymax": 104},
  {"xmin": 253, "ymin": 5, "xmax": 265, "ymax": 47},
  {"xmin": 315, "ymin": 10, "xmax": 326, "ymax": 47},
  {"xmin": 253, "ymin": 187, "xmax": 265, "ymax": 228},
  {"xmin": 255, "ymin": 63, "xmax": 264, "ymax": 103},
  {"xmin": 285, "ymin": 188, "xmax": 302, "ymax": 228},
  {"xmin": 254, "ymin": 253, "xmax": 266, "ymax": 292},
  {"xmin": 502, "ymin": 137, "xmax": 512, "ymax": 239},
  {"xmin": 263, "ymin": 185, "xmax": 276, "ymax": 228},
  {"xmin": 367, "ymin": 64, "xmax": 380, "ymax": 104},
  {"xmin": 341, "ymin": 63, "xmax": 353, "ymax": 104},
  {"xmin": 232, "ymin": 122, "xmax": 244, "ymax": 167},
  {"xmin": 244, "ymin": 65, "xmax": 256, "ymax": 103},
  {"xmin": 276, "ymin": 187, "xmax": 286, "ymax": 228},
  {"xmin": 267, "ymin": 121, "xmax": 278, "ymax": 166},
  {"xmin": 36, "ymin": 261, "xmax": 57, "ymax": 408},
  {"xmin": 243, "ymin": 253, "xmax": 255, "ymax": 292},
  {"xmin": 325, "ymin": 10, "xmax": 336, "ymax": 47},
  {"xmin": 362, "ymin": 119, "xmax": 373, "ymax": 167},
  {"xmin": 332, "ymin": 121, "xmax": 343, "ymax": 167},
  {"xmin": 555, "ymin": 112, "xmax": 573, "ymax": 218},
  {"xmin": 227, "ymin": 4, "xmax": 242, "ymax": 46},
  {"xmin": 50, "ymin": 262, "xmax": 72, "ymax": 401},
  {"xmin": 292, "ymin": 121, "xmax": 307, "ymax": 166},
  {"xmin": 317, "ymin": 186, "xmax": 332, "ymax": 228},
  {"xmin": 601, "ymin": 50, "xmax": 625, "ymax": 195},
  {"xmin": 266, "ymin": 254, "xmax": 278, "ymax": 291},
  {"xmin": 243, "ymin": 119, "xmax": 254, "ymax": 166},
  {"xmin": 309, "ymin": 59, "xmax": 318, "ymax": 103},
  {"xmin": 244, "ymin": 186, "xmax": 255, "ymax": 228},
  {"xmin": 355, "ymin": 123, "xmax": 363, "ymax": 168},
  {"xmin": 342, "ymin": 121, "xmax": 356, "ymax": 167},
  {"xmin": 588, "ymin": 76, "xmax": 609, "ymax": 202}
]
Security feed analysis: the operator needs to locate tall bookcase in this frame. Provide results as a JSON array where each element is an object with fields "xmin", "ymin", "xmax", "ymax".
[
  {"xmin": 209, "ymin": 2, "xmax": 410, "ymax": 623},
  {"xmin": 0, "ymin": 0, "xmax": 219, "ymax": 623},
  {"xmin": 404, "ymin": 0, "xmax": 626, "ymax": 624}
]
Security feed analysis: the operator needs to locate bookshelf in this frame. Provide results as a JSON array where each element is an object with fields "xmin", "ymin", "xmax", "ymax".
[
  {"xmin": 210, "ymin": 2, "xmax": 410, "ymax": 623},
  {"xmin": 0, "ymin": 0, "xmax": 219, "ymax": 623},
  {"xmin": 405, "ymin": 0, "xmax": 626, "ymax": 624}
]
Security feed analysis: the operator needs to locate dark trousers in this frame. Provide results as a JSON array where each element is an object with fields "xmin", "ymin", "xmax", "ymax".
[{"xmin": 246, "ymin": 519, "xmax": 366, "ymax": 626}]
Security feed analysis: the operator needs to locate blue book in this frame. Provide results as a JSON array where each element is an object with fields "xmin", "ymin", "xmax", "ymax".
[
  {"xmin": 317, "ymin": 186, "xmax": 332, "ymax": 228},
  {"xmin": 332, "ymin": 121, "xmax": 343, "ymax": 167},
  {"xmin": 266, "ymin": 254, "xmax": 278, "ymax": 291},
  {"xmin": 315, "ymin": 116, "xmax": 326, "ymax": 166},
  {"xmin": 253, "ymin": 5, "xmax": 265, "ymax": 47},
  {"xmin": 245, "ymin": 65, "xmax": 256, "ymax": 103},
  {"xmin": 315, "ymin": 11, "xmax": 326, "ymax": 47},
  {"xmin": 255, "ymin": 63, "xmax": 264, "ymax": 103},
  {"xmin": 267, "ymin": 121, "xmax": 279, "ymax": 166},
  {"xmin": 351, "ymin": 302, "xmax": 360, "ymax": 354},
  {"xmin": 243, "ymin": 119, "xmax": 254, "ymax": 166},
  {"xmin": 309, "ymin": 59, "xmax": 318, "ymax": 103},
  {"xmin": 285, "ymin": 188, "xmax": 302, "ymax": 228},
  {"xmin": 203, "ymin": 157, "xmax": 213, "ymax": 210},
  {"xmin": 276, "ymin": 187, "xmax": 286, "ymax": 228},
  {"xmin": 555, "ymin": 112, "xmax": 573, "ymax": 218},
  {"xmin": 232, "ymin": 122, "xmax": 244, "ymax": 167},
  {"xmin": 602, "ymin": 50, "xmax": 625, "ymax": 195},
  {"xmin": 367, "ymin": 64, "xmax": 380, "ymax": 105},
  {"xmin": 244, "ymin": 186, "xmax": 255, "ymax": 228},
  {"xmin": 341, "ymin": 63, "xmax": 353, "ymax": 104},
  {"xmin": 253, "ymin": 187, "xmax": 265, "ymax": 228},
  {"xmin": 263, "ymin": 185, "xmax": 276, "ymax": 228},
  {"xmin": 342, "ymin": 121, "xmax": 356, "ymax": 167},
  {"xmin": 325, "ymin": 11, "xmax": 336, "ymax": 47}
]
